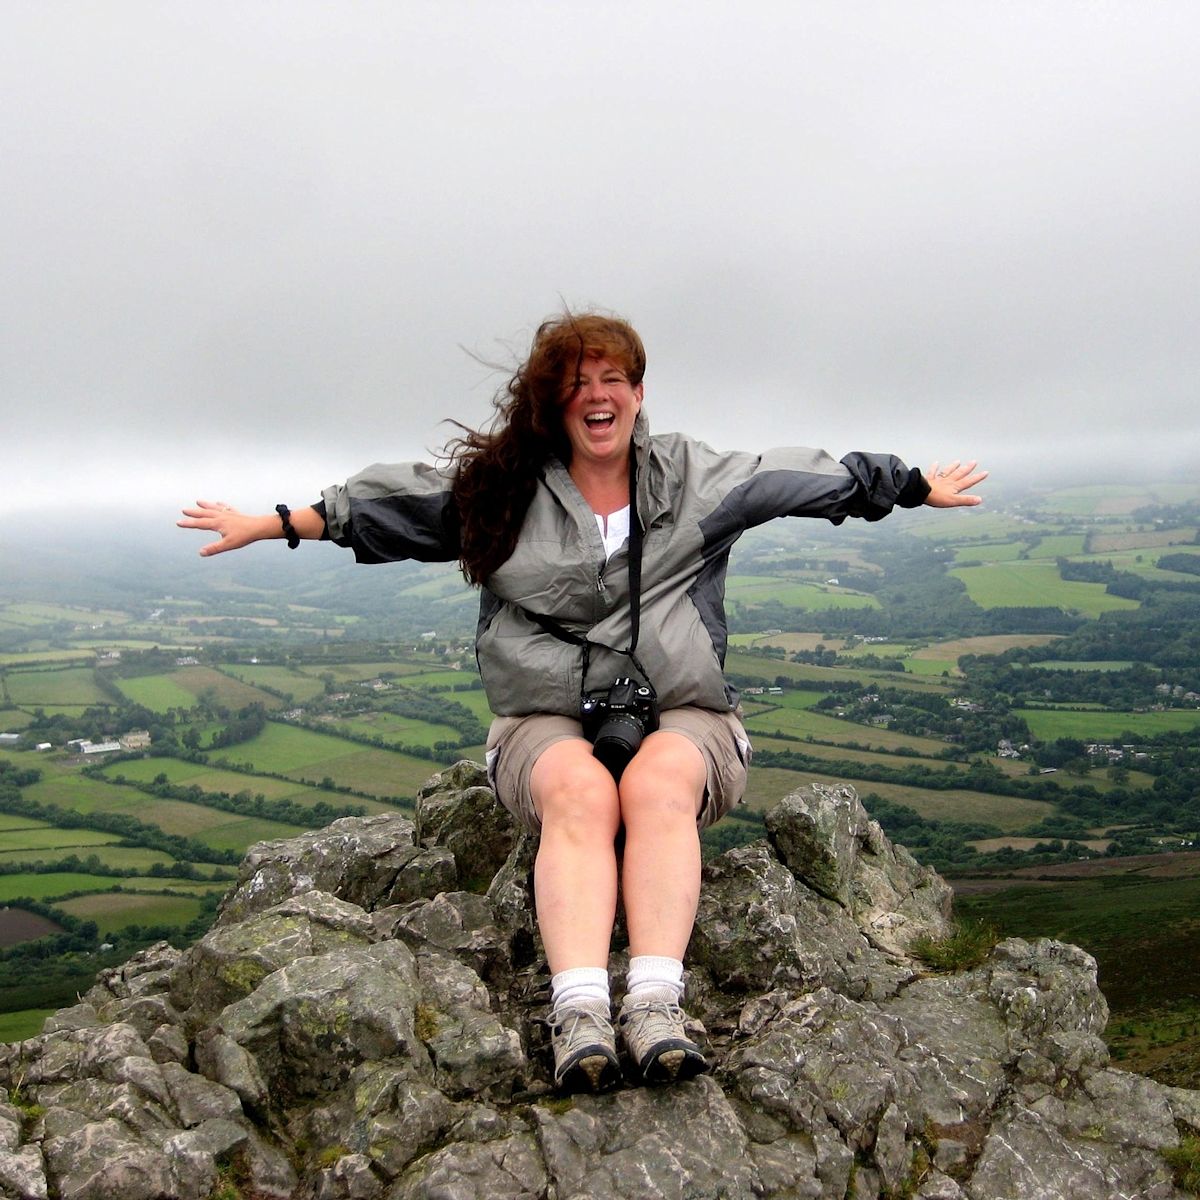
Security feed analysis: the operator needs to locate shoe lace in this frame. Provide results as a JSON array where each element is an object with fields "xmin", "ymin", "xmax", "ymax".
[
  {"xmin": 553, "ymin": 1005, "xmax": 614, "ymax": 1045},
  {"xmin": 622, "ymin": 998, "xmax": 687, "ymax": 1037}
]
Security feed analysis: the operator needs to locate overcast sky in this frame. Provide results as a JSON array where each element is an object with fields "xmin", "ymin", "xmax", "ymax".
[{"xmin": 4, "ymin": 1, "xmax": 1198, "ymax": 525}]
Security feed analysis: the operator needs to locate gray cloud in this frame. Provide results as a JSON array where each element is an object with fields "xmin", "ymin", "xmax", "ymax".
[{"xmin": 3, "ymin": 1, "xmax": 1198, "ymax": 520}]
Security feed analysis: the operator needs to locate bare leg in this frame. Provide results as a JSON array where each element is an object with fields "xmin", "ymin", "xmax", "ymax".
[
  {"xmin": 529, "ymin": 738, "xmax": 622, "ymax": 974},
  {"xmin": 617, "ymin": 731, "xmax": 707, "ymax": 960}
]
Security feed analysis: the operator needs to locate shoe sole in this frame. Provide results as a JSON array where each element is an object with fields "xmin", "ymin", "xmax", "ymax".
[
  {"xmin": 636, "ymin": 1042, "xmax": 709, "ymax": 1085},
  {"xmin": 557, "ymin": 1050, "xmax": 622, "ymax": 1093}
]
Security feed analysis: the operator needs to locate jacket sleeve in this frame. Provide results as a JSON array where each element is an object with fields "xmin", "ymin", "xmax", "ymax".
[
  {"xmin": 319, "ymin": 462, "xmax": 461, "ymax": 565},
  {"xmin": 728, "ymin": 446, "xmax": 929, "ymax": 529}
]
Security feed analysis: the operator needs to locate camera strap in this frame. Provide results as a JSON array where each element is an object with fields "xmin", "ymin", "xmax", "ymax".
[{"xmin": 521, "ymin": 457, "xmax": 654, "ymax": 701}]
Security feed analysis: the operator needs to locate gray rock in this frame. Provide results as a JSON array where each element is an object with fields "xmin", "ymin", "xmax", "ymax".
[
  {"xmin": 417, "ymin": 780, "xmax": 515, "ymax": 893},
  {"xmin": 216, "ymin": 813, "xmax": 427, "ymax": 923},
  {"xmin": 216, "ymin": 941, "xmax": 427, "ymax": 1105},
  {"xmin": 689, "ymin": 842, "xmax": 911, "ymax": 1000},
  {"xmin": 0, "ymin": 1144, "xmax": 46, "ymax": 1200},
  {"xmin": 146, "ymin": 1023, "xmax": 189, "ymax": 1066},
  {"xmin": 170, "ymin": 889, "xmax": 377, "ymax": 1027},
  {"xmin": 40, "ymin": 1004, "xmax": 98, "ymax": 1035},
  {"xmin": 766, "ymin": 782, "xmax": 953, "ymax": 955},
  {"xmin": 5, "ymin": 766, "xmax": 1198, "ymax": 1200},
  {"xmin": 42, "ymin": 1118, "xmax": 176, "ymax": 1200},
  {"xmin": 193, "ymin": 1029, "xmax": 268, "ymax": 1108}
]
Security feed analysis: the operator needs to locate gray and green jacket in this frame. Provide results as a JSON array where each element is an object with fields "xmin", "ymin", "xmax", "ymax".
[{"xmin": 320, "ymin": 412, "xmax": 929, "ymax": 717}]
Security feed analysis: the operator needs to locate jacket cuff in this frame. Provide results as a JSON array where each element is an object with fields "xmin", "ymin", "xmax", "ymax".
[{"xmin": 896, "ymin": 468, "xmax": 931, "ymax": 509}]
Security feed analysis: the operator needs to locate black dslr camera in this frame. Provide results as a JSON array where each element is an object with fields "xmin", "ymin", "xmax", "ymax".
[{"xmin": 580, "ymin": 677, "xmax": 660, "ymax": 781}]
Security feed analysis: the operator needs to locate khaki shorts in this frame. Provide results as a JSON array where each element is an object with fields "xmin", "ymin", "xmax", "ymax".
[{"xmin": 485, "ymin": 707, "xmax": 752, "ymax": 834}]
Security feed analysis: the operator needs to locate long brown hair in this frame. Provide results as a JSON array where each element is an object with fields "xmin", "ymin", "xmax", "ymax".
[{"xmin": 448, "ymin": 311, "xmax": 646, "ymax": 585}]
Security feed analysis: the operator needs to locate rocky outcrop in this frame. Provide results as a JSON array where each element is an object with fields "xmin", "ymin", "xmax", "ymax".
[{"xmin": 1, "ymin": 765, "xmax": 1197, "ymax": 1199}]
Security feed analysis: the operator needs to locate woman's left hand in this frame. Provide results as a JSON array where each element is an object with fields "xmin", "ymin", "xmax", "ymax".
[{"xmin": 923, "ymin": 460, "xmax": 988, "ymax": 508}]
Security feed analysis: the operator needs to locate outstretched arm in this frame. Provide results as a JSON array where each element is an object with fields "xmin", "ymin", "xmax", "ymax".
[
  {"xmin": 177, "ymin": 500, "xmax": 326, "ymax": 557},
  {"xmin": 923, "ymin": 460, "xmax": 988, "ymax": 508}
]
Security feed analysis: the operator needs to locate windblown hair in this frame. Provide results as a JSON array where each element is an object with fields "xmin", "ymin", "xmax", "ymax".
[{"xmin": 448, "ymin": 312, "xmax": 646, "ymax": 585}]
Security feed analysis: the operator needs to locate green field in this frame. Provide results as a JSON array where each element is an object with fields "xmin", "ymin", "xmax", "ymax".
[
  {"xmin": 743, "ymin": 705, "xmax": 950, "ymax": 757},
  {"xmin": 115, "ymin": 674, "xmax": 202, "ymax": 712},
  {"xmin": 218, "ymin": 664, "xmax": 328, "ymax": 702},
  {"xmin": 116, "ymin": 666, "xmax": 279, "ymax": 714},
  {"xmin": 740, "ymin": 765, "xmax": 1050, "ymax": 832},
  {"xmin": 0, "ymin": 1009, "xmax": 56, "ymax": 1041},
  {"xmin": 213, "ymin": 721, "xmax": 439, "ymax": 799},
  {"xmin": 0, "ymin": 602, "xmax": 130, "ymax": 627},
  {"xmin": 100, "ymin": 757, "xmax": 400, "ymax": 816},
  {"xmin": 0, "ymin": 873, "xmax": 135, "ymax": 902},
  {"xmin": 952, "ymin": 541, "xmax": 1025, "ymax": 564},
  {"xmin": 5, "ymin": 667, "xmax": 111, "ymax": 707},
  {"xmin": 330, "ymin": 711, "xmax": 464, "ymax": 748},
  {"xmin": 725, "ymin": 576, "xmax": 879, "ymax": 611},
  {"xmin": 1017, "ymin": 708, "xmax": 1200, "ymax": 741},
  {"xmin": 725, "ymin": 650, "xmax": 953, "ymax": 694},
  {"xmin": 55, "ymin": 891, "xmax": 207, "ymax": 933},
  {"xmin": 1030, "ymin": 534, "xmax": 1088, "ymax": 558},
  {"xmin": 0, "ymin": 845, "xmax": 178, "ymax": 870},
  {"xmin": 0, "ymin": 827, "xmax": 121, "ymax": 853},
  {"xmin": 20, "ymin": 766, "xmax": 305, "ymax": 850},
  {"xmin": 950, "ymin": 562, "xmax": 1141, "ymax": 615},
  {"xmin": 1028, "ymin": 660, "xmax": 1135, "ymax": 672}
]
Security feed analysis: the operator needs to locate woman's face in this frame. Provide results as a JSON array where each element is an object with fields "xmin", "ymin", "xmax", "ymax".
[{"xmin": 559, "ymin": 354, "xmax": 643, "ymax": 471}]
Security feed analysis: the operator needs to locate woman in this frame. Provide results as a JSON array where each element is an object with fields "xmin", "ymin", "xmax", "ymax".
[{"xmin": 180, "ymin": 311, "xmax": 986, "ymax": 1093}]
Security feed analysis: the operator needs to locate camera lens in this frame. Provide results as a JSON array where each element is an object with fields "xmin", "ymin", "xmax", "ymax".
[{"xmin": 591, "ymin": 713, "xmax": 645, "ymax": 782}]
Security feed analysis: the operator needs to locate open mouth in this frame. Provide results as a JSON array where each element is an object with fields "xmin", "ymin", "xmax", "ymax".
[{"xmin": 585, "ymin": 412, "xmax": 616, "ymax": 430}]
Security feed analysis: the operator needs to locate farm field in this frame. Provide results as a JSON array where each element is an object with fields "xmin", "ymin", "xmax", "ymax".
[
  {"xmin": 742, "ymin": 706, "xmax": 950, "ymax": 757},
  {"xmin": 952, "ymin": 541, "xmax": 1025, "ymax": 564},
  {"xmin": 217, "ymin": 664, "xmax": 329, "ymax": 702},
  {"xmin": 725, "ymin": 650, "xmax": 953, "ymax": 694},
  {"xmin": 326, "ymin": 711, "xmax": 464, "ymax": 748},
  {"xmin": 100, "ymin": 758, "xmax": 400, "ymax": 816},
  {"xmin": 55, "ymin": 891, "xmax": 207, "ymax": 935},
  {"xmin": 213, "ymin": 721, "xmax": 438, "ymax": 800},
  {"xmin": 4, "ymin": 667, "xmax": 111, "ymax": 708},
  {"xmin": 728, "ymin": 633, "xmax": 848, "ymax": 653},
  {"xmin": 725, "ymin": 576, "xmax": 879, "ymax": 610},
  {"xmin": 1018, "ymin": 708, "xmax": 1200, "ymax": 741},
  {"xmin": 19, "ymin": 766, "xmax": 305, "ymax": 850},
  {"xmin": 739, "ymin": 765, "xmax": 1052, "ymax": 831},
  {"xmin": 950, "ymin": 562, "xmax": 1140, "ymax": 615},
  {"xmin": 118, "ymin": 666, "xmax": 280, "ymax": 713}
]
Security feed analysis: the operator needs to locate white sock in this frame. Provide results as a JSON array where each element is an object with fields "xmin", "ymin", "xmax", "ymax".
[
  {"xmin": 551, "ymin": 967, "xmax": 610, "ymax": 1014},
  {"xmin": 625, "ymin": 955, "xmax": 685, "ymax": 1004}
]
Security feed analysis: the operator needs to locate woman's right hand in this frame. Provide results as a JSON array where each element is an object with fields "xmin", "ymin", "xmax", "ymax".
[{"xmin": 177, "ymin": 501, "xmax": 279, "ymax": 557}]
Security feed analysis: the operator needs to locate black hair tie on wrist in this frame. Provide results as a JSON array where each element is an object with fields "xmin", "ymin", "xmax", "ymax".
[{"xmin": 275, "ymin": 504, "xmax": 300, "ymax": 549}]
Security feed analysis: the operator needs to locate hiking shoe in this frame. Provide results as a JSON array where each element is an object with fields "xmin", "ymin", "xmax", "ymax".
[
  {"xmin": 617, "ymin": 995, "xmax": 709, "ymax": 1084},
  {"xmin": 549, "ymin": 1000, "xmax": 621, "ymax": 1093}
]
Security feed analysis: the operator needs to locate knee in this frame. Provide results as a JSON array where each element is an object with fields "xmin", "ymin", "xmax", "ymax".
[
  {"xmin": 536, "ymin": 757, "xmax": 621, "ymax": 840},
  {"xmin": 619, "ymin": 736, "xmax": 706, "ymax": 828}
]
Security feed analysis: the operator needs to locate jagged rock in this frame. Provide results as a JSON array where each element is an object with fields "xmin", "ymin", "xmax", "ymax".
[
  {"xmin": 689, "ymin": 841, "xmax": 912, "ymax": 1000},
  {"xmin": 765, "ymin": 781, "xmax": 953, "ymax": 955},
  {"xmin": 0, "ymin": 1142, "xmax": 47, "ymax": 1200},
  {"xmin": 2, "ymin": 772, "xmax": 1199, "ymax": 1199},
  {"xmin": 215, "ymin": 812, "xmax": 449, "ymax": 924},
  {"xmin": 416, "ymin": 761, "xmax": 517, "ymax": 892},
  {"xmin": 170, "ymin": 889, "xmax": 378, "ymax": 1029}
]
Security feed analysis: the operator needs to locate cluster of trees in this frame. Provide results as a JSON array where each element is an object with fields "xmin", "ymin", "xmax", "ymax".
[
  {"xmin": 205, "ymin": 702, "xmax": 268, "ymax": 749},
  {"xmin": 1158, "ymin": 553, "xmax": 1200, "ymax": 576}
]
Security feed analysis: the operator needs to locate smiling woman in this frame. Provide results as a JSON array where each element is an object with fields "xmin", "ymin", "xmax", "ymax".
[{"xmin": 179, "ymin": 307, "xmax": 987, "ymax": 1094}]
